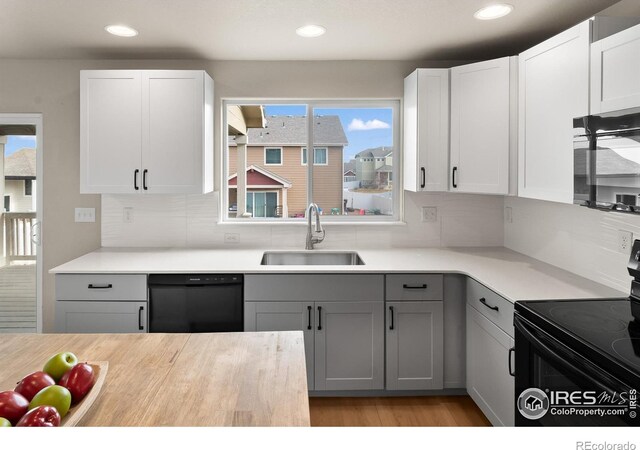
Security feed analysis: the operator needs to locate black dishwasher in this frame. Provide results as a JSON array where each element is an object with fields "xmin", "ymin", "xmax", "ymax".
[{"xmin": 148, "ymin": 274, "xmax": 243, "ymax": 333}]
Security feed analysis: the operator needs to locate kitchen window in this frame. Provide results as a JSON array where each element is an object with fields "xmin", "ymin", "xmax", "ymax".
[{"xmin": 223, "ymin": 100, "xmax": 400, "ymax": 222}]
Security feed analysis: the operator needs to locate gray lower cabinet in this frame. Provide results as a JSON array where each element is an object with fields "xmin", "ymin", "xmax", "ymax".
[
  {"xmin": 314, "ymin": 301, "xmax": 385, "ymax": 391},
  {"xmin": 386, "ymin": 301, "xmax": 444, "ymax": 390},
  {"xmin": 56, "ymin": 301, "xmax": 147, "ymax": 333},
  {"xmin": 466, "ymin": 303, "xmax": 515, "ymax": 426},
  {"xmin": 244, "ymin": 301, "xmax": 315, "ymax": 388}
]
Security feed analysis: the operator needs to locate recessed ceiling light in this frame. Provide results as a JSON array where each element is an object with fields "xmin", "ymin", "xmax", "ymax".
[
  {"xmin": 474, "ymin": 4, "xmax": 514, "ymax": 20},
  {"xmin": 104, "ymin": 24, "xmax": 139, "ymax": 37},
  {"xmin": 296, "ymin": 25, "xmax": 326, "ymax": 38}
]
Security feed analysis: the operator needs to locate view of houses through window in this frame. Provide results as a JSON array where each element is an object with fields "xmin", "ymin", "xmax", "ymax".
[{"xmin": 225, "ymin": 102, "xmax": 397, "ymax": 220}]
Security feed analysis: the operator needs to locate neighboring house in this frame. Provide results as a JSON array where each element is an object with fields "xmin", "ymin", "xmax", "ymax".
[
  {"xmin": 228, "ymin": 115, "xmax": 348, "ymax": 218},
  {"xmin": 343, "ymin": 160, "xmax": 356, "ymax": 182},
  {"xmin": 354, "ymin": 146, "xmax": 393, "ymax": 188},
  {"xmin": 4, "ymin": 148, "xmax": 36, "ymax": 212}
]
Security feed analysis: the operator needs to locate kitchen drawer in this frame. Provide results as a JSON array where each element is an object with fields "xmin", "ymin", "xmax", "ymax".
[
  {"xmin": 244, "ymin": 274, "xmax": 384, "ymax": 302},
  {"xmin": 466, "ymin": 278, "xmax": 514, "ymax": 337},
  {"xmin": 386, "ymin": 274, "xmax": 443, "ymax": 301},
  {"xmin": 56, "ymin": 274, "xmax": 147, "ymax": 301}
]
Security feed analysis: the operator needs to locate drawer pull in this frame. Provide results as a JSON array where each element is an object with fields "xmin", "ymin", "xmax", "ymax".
[
  {"xmin": 88, "ymin": 284, "xmax": 113, "ymax": 289},
  {"xmin": 317, "ymin": 306, "xmax": 322, "ymax": 331},
  {"xmin": 138, "ymin": 306, "xmax": 144, "ymax": 331},
  {"xmin": 403, "ymin": 284, "xmax": 427, "ymax": 290},
  {"xmin": 479, "ymin": 297, "xmax": 499, "ymax": 311},
  {"xmin": 389, "ymin": 306, "xmax": 395, "ymax": 330},
  {"xmin": 508, "ymin": 347, "xmax": 515, "ymax": 377},
  {"xmin": 307, "ymin": 306, "xmax": 312, "ymax": 330}
]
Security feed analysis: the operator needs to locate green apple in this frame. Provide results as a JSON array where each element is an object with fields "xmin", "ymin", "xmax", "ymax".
[
  {"xmin": 29, "ymin": 385, "xmax": 71, "ymax": 418},
  {"xmin": 43, "ymin": 352, "xmax": 78, "ymax": 381},
  {"xmin": 0, "ymin": 417, "xmax": 11, "ymax": 427}
]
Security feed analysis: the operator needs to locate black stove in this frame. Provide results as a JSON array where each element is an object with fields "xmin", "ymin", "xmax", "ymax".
[
  {"xmin": 515, "ymin": 298, "xmax": 640, "ymax": 390},
  {"xmin": 513, "ymin": 239, "xmax": 640, "ymax": 426}
]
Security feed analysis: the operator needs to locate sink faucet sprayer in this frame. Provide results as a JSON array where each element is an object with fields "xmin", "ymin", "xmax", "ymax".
[{"xmin": 305, "ymin": 203, "xmax": 325, "ymax": 250}]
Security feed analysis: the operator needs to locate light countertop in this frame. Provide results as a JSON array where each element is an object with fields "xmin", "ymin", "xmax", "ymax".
[{"xmin": 50, "ymin": 247, "xmax": 627, "ymax": 302}]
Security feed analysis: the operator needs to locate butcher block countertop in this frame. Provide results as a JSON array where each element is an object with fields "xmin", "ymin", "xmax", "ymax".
[{"xmin": 0, "ymin": 331, "xmax": 309, "ymax": 427}]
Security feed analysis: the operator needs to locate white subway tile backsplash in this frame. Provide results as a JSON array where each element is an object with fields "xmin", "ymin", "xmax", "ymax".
[
  {"xmin": 101, "ymin": 191, "xmax": 505, "ymax": 250},
  {"xmin": 505, "ymin": 196, "xmax": 640, "ymax": 292}
]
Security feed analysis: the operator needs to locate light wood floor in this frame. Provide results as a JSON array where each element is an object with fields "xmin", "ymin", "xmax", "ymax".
[
  {"xmin": 0, "ymin": 263, "xmax": 36, "ymax": 333},
  {"xmin": 309, "ymin": 396, "xmax": 491, "ymax": 427}
]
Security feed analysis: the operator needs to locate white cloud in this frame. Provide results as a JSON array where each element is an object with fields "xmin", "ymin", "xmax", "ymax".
[{"xmin": 347, "ymin": 118, "xmax": 390, "ymax": 131}]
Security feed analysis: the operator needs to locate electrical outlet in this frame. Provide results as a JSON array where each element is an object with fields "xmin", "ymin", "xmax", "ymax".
[
  {"xmin": 224, "ymin": 233, "xmax": 240, "ymax": 244},
  {"xmin": 74, "ymin": 207, "xmax": 95, "ymax": 223},
  {"xmin": 422, "ymin": 207, "xmax": 437, "ymax": 223},
  {"xmin": 123, "ymin": 207, "xmax": 134, "ymax": 223},
  {"xmin": 618, "ymin": 230, "xmax": 633, "ymax": 253},
  {"xmin": 505, "ymin": 207, "xmax": 513, "ymax": 224}
]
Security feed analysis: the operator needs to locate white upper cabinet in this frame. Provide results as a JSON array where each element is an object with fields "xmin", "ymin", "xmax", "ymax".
[
  {"xmin": 591, "ymin": 23, "xmax": 640, "ymax": 114},
  {"xmin": 81, "ymin": 70, "xmax": 214, "ymax": 194},
  {"xmin": 518, "ymin": 21, "xmax": 591, "ymax": 204},
  {"xmin": 80, "ymin": 71, "xmax": 142, "ymax": 194},
  {"xmin": 403, "ymin": 69, "xmax": 449, "ymax": 192},
  {"xmin": 450, "ymin": 57, "xmax": 514, "ymax": 195}
]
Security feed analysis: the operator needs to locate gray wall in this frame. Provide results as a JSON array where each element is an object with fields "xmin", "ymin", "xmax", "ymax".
[{"xmin": 0, "ymin": 58, "xmax": 471, "ymax": 331}]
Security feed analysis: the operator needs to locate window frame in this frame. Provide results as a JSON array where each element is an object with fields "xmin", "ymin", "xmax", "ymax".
[
  {"xmin": 24, "ymin": 179, "xmax": 33, "ymax": 197},
  {"xmin": 221, "ymin": 99, "xmax": 402, "ymax": 224},
  {"xmin": 301, "ymin": 147, "xmax": 328, "ymax": 166},
  {"xmin": 264, "ymin": 147, "xmax": 283, "ymax": 166}
]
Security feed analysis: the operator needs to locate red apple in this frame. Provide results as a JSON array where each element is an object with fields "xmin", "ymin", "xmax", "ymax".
[
  {"xmin": 58, "ymin": 363, "xmax": 95, "ymax": 404},
  {"xmin": 16, "ymin": 406, "xmax": 61, "ymax": 427},
  {"xmin": 15, "ymin": 371, "xmax": 55, "ymax": 402},
  {"xmin": 0, "ymin": 390, "xmax": 29, "ymax": 425}
]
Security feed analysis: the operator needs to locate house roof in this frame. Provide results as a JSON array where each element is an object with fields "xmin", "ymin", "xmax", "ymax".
[
  {"xmin": 355, "ymin": 146, "xmax": 393, "ymax": 159},
  {"xmin": 5, "ymin": 148, "xmax": 36, "ymax": 179},
  {"xmin": 343, "ymin": 159, "xmax": 356, "ymax": 175},
  {"xmin": 376, "ymin": 164, "xmax": 393, "ymax": 173},
  {"xmin": 574, "ymin": 146, "xmax": 640, "ymax": 176},
  {"xmin": 228, "ymin": 165, "xmax": 292, "ymax": 188},
  {"xmin": 229, "ymin": 115, "xmax": 348, "ymax": 146}
]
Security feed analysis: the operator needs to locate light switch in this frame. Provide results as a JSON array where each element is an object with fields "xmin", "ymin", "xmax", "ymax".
[{"xmin": 75, "ymin": 207, "xmax": 96, "ymax": 223}]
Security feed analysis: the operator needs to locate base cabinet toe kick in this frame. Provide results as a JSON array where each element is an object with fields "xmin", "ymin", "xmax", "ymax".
[{"xmin": 55, "ymin": 272, "xmax": 516, "ymax": 424}]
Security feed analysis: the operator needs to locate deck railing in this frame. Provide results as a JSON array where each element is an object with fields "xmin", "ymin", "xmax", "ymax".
[{"xmin": 4, "ymin": 212, "xmax": 37, "ymax": 263}]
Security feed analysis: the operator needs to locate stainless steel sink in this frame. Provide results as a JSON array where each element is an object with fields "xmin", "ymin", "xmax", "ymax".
[{"xmin": 261, "ymin": 251, "xmax": 365, "ymax": 266}]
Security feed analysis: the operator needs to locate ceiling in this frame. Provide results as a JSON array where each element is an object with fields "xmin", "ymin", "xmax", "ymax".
[{"xmin": 0, "ymin": 0, "xmax": 632, "ymax": 61}]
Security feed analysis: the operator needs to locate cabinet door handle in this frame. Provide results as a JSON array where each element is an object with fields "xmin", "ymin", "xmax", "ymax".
[
  {"xmin": 307, "ymin": 305, "xmax": 312, "ymax": 330},
  {"xmin": 138, "ymin": 306, "xmax": 145, "ymax": 331},
  {"xmin": 88, "ymin": 284, "xmax": 113, "ymax": 289},
  {"xmin": 389, "ymin": 306, "xmax": 395, "ymax": 330},
  {"xmin": 452, "ymin": 166, "xmax": 458, "ymax": 188},
  {"xmin": 479, "ymin": 297, "xmax": 499, "ymax": 311},
  {"xmin": 420, "ymin": 167, "xmax": 426, "ymax": 189},
  {"xmin": 143, "ymin": 169, "xmax": 148, "ymax": 191},
  {"xmin": 403, "ymin": 284, "xmax": 427, "ymax": 290},
  {"xmin": 317, "ymin": 306, "xmax": 322, "ymax": 331},
  {"xmin": 134, "ymin": 169, "xmax": 139, "ymax": 191},
  {"xmin": 508, "ymin": 347, "xmax": 515, "ymax": 377}
]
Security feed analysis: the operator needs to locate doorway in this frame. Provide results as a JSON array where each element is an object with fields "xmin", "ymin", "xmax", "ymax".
[{"xmin": 0, "ymin": 114, "xmax": 43, "ymax": 333}]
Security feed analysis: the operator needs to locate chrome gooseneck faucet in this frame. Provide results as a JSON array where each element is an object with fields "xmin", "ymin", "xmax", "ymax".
[{"xmin": 305, "ymin": 203, "xmax": 325, "ymax": 250}]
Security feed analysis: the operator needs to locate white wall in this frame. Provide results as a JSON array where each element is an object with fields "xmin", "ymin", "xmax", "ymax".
[
  {"xmin": 5, "ymin": 180, "xmax": 34, "ymax": 212},
  {"xmin": 505, "ymin": 196, "xmax": 640, "ymax": 292},
  {"xmin": 102, "ymin": 191, "xmax": 505, "ymax": 249}
]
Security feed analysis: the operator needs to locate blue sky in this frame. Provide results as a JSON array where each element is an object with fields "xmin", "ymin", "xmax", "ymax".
[
  {"xmin": 5, "ymin": 136, "xmax": 36, "ymax": 156},
  {"xmin": 264, "ymin": 105, "xmax": 393, "ymax": 161}
]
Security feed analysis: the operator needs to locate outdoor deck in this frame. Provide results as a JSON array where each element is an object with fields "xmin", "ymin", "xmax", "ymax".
[{"xmin": 0, "ymin": 263, "xmax": 36, "ymax": 333}]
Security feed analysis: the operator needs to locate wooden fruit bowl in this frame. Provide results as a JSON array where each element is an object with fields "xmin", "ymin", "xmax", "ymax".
[{"xmin": 61, "ymin": 361, "xmax": 108, "ymax": 427}]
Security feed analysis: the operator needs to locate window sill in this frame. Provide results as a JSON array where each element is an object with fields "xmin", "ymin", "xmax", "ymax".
[{"xmin": 218, "ymin": 219, "xmax": 407, "ymax": 226}]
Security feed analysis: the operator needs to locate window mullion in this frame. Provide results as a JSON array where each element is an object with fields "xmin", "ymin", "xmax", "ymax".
[{"xmin": 306, "ymin": 104, "xmax": 313, "ymax": 207}]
